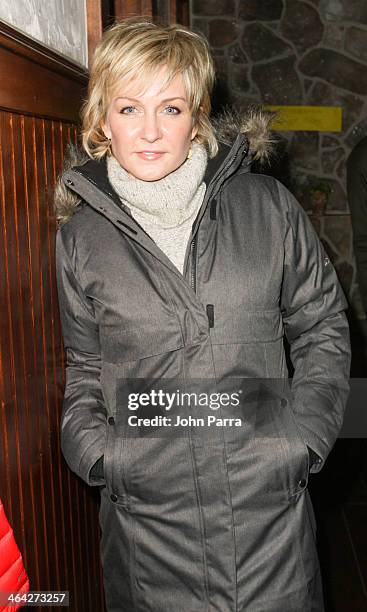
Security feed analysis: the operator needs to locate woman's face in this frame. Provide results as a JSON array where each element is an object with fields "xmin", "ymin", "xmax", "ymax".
[{"xmin": 102, "ymin": 66, "xmax": 198, "ymax": 181}]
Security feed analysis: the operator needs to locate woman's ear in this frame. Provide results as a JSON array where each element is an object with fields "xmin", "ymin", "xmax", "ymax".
[
  {"xmin": 101, "ymin": 119, "xmax": 111, "ymax": 140},
  {"xmin": 191, "ymin": 106, "xmax": 203, "ymax": 140}
]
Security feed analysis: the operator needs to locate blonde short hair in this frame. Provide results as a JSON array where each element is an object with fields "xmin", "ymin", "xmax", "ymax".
[{"xmin": 81, "ymin": 18, "xmax": 218, "ymax": 159}]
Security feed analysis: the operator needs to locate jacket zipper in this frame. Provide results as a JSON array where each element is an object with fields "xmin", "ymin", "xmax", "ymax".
[
  {"xmin": 191, "ymin": 236, "xmax": 198, "ymax": 292},
  {"xmin": 189, "ymin": 145, "xmax": 244, "ymax": 294}
]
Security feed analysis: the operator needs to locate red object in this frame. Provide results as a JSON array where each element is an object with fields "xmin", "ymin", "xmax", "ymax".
[{"xmin": 0, "ymin": 500, "xmax": 29, "ymax": 611}]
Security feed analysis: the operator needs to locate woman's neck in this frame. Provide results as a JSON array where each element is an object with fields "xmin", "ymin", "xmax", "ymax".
[{"xmin": 107, "ymin": 143, "xmax": 208, "ymax": 228}]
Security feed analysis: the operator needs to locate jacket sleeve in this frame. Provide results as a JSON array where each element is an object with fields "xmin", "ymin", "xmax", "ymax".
[
  {"xmin": 55, "ymin": 229, "xmax": 106, "ymax": 486},
  {"xmin": 278, "ymin": 182, "xmax": 351, "ymax": 474},
  {"xmin": 347, "ymin": 137, "xmax": 367, "ymax": 312}
]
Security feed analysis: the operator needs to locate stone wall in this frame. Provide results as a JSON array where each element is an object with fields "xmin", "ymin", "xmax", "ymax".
[{"xmin": 192, "ymin": 0, "xmax": 367, "ymax": 317}]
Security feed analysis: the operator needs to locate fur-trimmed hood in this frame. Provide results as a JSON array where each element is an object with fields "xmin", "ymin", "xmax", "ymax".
[
  {"xmin": 54, "ymin": 107, "xmax": 276, "ymax": 226},
  {"xmin": 210, "ymin": 106, "xmax": 276, "ymax": 162}
]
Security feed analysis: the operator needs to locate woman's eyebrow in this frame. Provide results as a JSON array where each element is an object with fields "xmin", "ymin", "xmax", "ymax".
[
  {"xmin": 113, "ymin": 96, "xmax": 188, "ymax": 103},
  {"xmin": 160, "ymin": 97, "xmax": 188, "ymax": 103}
]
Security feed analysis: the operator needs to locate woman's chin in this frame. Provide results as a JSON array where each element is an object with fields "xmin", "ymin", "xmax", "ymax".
[
  {"xmin": 127, "ymin": 166, "xmax": 177, "ymax": 182},
  {"xmin": 118, "ymin": 154, "xmax": 187, "ymax": 182}
]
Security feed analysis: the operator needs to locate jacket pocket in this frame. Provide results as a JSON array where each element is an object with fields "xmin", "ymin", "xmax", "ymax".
[
  {"xmin": 274, "ymin": 394, "xmax": 310, "ymax": 499},
  {"xmin": 226, "ymin": 383, "xmax": 310, "ymax": 506},
  {"xmin": 103, "ymin": 418, "xmax": 131, "ymax": 505},
  {"xmin": 100, "ymin": 326, "xmax": 184, "ymax": 379},
  {"xmin": 249, "ymin": 384, "xmax": 310, "ymax": 502},
  {"xmin": 103, "ymin": 414, "xmax": 197, "ymax": 505},
  {"xmin": 100, "ymin": 325, "xmax": 184, "ymax": 363}
]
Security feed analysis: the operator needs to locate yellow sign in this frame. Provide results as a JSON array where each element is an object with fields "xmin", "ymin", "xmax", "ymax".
[{"xmin": 264, "ymin": 105, "xmax": 342, "ymax": 132}]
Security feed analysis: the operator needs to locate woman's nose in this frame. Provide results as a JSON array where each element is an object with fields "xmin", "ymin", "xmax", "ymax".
[{"xmin": 141, "ymin": 113, "xmax": 162, "ymax": 142}]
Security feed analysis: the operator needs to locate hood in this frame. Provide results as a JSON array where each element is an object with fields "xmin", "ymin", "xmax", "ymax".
[
  {"xmin": 212, "ymin": 105, "xmax": 276, "ymax": 163},
  {"xmin": 54, "ymin": 106, "xmax": 276, "ymax": 226}
]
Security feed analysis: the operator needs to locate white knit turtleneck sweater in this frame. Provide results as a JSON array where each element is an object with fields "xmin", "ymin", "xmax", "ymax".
[{"xmin": 107, "ymin": 143, "xmax": 208, "ymax": 273}]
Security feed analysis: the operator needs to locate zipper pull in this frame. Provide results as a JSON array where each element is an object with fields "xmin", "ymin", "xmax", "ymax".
[
  {"xmin": 210, "ymin": 199, "xmax": 217, "ymax": 220},
  {"xmin": 206, "ymin": 304, "xmax": 214, "ymax": 328}
]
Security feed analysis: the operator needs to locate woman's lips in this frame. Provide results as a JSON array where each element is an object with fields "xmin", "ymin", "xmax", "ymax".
[{"xmin": 136, "ymin": 151, "xmax": 165, "ymax": 161}]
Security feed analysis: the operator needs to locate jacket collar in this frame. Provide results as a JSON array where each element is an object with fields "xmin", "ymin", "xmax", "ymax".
[
  {"xmin": 66, "ymin": 136, "xmax": 247, "ymax": 206},
  {"xmin": 59, "ymin": 136, "xmax": 249, "ymax": 284},
  {"xmin": 62, "ymin": 134, "xmax": 251, "ymax": 212}
]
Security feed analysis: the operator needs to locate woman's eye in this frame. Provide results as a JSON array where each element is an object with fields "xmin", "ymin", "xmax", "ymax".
[
  {"xmin": 120, "ymin": 106, "xmax": 137, "ymax": 114},
  {"xmin": 164, "ymin": 106, "xmax": 180, "ymax": 115}
]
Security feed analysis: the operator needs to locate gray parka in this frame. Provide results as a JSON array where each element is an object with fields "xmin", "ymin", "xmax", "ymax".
[{"xmin": 55, "ymin": 111, "xmax": 350, "ymax": 612}]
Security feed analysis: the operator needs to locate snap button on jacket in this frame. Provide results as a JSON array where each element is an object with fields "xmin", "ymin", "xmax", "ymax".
[{"xmin": 55, "ymin": 125, "xmax": 350, "ymax": 612}]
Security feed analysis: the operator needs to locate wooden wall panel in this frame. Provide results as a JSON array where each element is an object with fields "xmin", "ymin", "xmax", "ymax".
[
  {"xmin": 0, "ymin": 23, "xmax": 106, "ymax": 612},
  {"xmin": 0, "ymin": 43, "xmax": 86, "ymax": 123}
]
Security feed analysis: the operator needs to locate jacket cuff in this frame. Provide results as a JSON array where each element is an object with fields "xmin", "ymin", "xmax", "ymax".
[
  {"xmin": 307, "ymin": 445, "xmax": 323, "ymax": 473},
  {"xmin": 295, "ymin": 416, "xmax": 335, "ymax": 474},
  {"xmin": 79, "ymin": 448, "xmax": 106, "ymax": 486},
  {"xmin": 89, "ymin": 455, "xmax": 104, "ymax": 481}
]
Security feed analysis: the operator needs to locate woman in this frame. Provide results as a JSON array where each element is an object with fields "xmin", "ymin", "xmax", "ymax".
[{"xmin": 55, "ymin": 18, "xmax": 350, "ymax": 612}]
